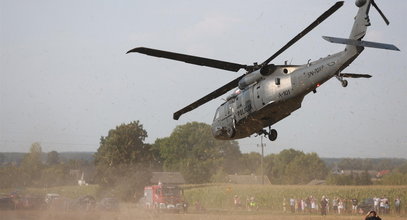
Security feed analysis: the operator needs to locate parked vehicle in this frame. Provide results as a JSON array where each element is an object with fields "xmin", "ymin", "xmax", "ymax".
[
  {"xmin": 143, "ymin": 184, "xmax": 186, "ymax": 213},
  {"xmin": 358, "ymin": 198, "xmax": 374, "ymax": 213},
  {"xmin": 0, "ymin": 196, "xmax": 14, "ymax": 210}
]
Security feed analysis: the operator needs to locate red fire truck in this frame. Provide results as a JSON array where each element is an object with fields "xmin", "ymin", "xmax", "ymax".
[{"xmin": 143, "ymin": 183, "xmax": 187, "ymax": 212}]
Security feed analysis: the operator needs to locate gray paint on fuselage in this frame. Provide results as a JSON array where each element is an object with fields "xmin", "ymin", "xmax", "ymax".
[{"xmin": 212, "ymin": 49, "xmax": 361, "ymax": 140}]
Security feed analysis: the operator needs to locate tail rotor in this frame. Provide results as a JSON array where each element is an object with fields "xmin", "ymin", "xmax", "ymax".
[{"xmin": 370, "ymin": 0, "xmax": 390, "ymax": 25}]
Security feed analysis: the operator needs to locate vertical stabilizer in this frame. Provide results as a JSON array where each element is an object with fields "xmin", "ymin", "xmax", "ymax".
[
  {"xmin": 345, "ymin": 0, "xmax": 372, "ymax": 55},
  {"xmin": 348, "ymin": 0, "xmax": 372, "ymax": 40}
]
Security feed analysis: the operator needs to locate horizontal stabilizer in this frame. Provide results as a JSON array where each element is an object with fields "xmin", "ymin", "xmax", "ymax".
[
  {"xmin": 340, "ymin": 73, "xmax": 372, "ymax": 78},
  {"xmin": 323, "ymin": 36, "xmax": 400, "ymax": 51}
]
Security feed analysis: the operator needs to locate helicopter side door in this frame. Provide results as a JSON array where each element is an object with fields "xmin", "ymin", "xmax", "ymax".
[
  {"xmin": 252, "ymin": 81, "xmax": 267, "ymax": 110},
  {"xmin": 274, "ymin": 75, "xmax": 292, "ymax": 101},
  {"xmin": 234, "ymin": 89, "xmax": 252, "ymax": 122}
]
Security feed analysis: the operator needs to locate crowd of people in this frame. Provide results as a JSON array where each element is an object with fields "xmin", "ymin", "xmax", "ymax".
[
  {"xmin": 230, "ymin": 194, "xmax": 403, "ymax": 216},
  {"xmin": 285, "ymin": 196, "xmax": 402, "ymax": 216},
  {"xmin": 233, "ymin": 195, "xmax": 258, "ymax": 211}
]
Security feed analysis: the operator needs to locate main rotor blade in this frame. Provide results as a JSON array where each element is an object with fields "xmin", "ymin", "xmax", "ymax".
[
  {"xmin": 127, "ymin": 47, "xmax": 248, "ymax": 72},
  {"xmin": 260, "ymin": 1, "xmax": 344, "ymax": 66},
  {"xmin": 371, "ymin": 0, "xmax": 390, "ymax": 25},
  {"xmin": 173, "ymin": 74, "xmax": 245, "ymax": 120}
]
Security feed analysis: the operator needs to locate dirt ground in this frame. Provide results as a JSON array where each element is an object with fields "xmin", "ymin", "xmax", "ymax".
[{"xmin": 1, "ymin": 208, "xmax": 405, "ymax": 220}]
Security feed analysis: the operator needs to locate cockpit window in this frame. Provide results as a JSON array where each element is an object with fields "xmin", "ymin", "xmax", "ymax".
[{"xmin": 213, "ymin": 108, "xmax": 220, "ymax": 121}]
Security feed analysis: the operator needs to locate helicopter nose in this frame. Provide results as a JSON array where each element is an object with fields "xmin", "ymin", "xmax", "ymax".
[{"xmin": 212, "ymin": 126, "xmax": 223, "ymax": 137}]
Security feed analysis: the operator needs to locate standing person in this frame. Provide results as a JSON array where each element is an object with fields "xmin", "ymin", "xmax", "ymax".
[
  {"xmin": 374, "ymin": 197, "xmax": 380, "ymax": 212},
  {"xmin": 248, "ymin": 196, "xmax": 258, "ymax": 211},
  {"xmin": 301, "ymin": 198, "xmax": 305, "ymax": 212},
  {"xmin": 290, "ymin": 198, "xmax": 295, "ymax": 213},
  {"xmin": 283, "ymin": 198, "xmax": 287, "ymax": 213},
  {"xmin": 326, "ymin": 196, "xmax": 330, "ymax": 213},
  {"xmin": 233, "ymin": 195, "xmax": 241, "ymax": 209},
  {"xmin": 320, "ymin": 196, "xmax": 328, "ymax": 216},
  {"xmin": 365, "ymin": 210, "xmax": 381, "ymax": 220},
  {"xmin": 332, "ymin": 197, "xmax": 339, "ymax": 213},
  {"xmin": 383, "ymin": 197, "xmax": 390, "ymax": 214},
  {"xmin": 306, "ymin": 196, "xmax": 311, "ymax": 213},
  {"xmin": 311, "ymin": 196, "xmax": 316, "ymax": 214},
  {"xmin": 351, "ymin": 198, "xmax": 359, "ymax": 214},
  {"xmin": 379, "ymin": 197, "xmax": 385, "ymax": 214},
  {"xmin": 297, "ymin": 198, "xmax": 301, "ymax": 213},
  {"xmin": 394, "ymin": 197, "xmax": 401, "ymax": 215},
  {"xmin": 338, "ymin": 199, "xmax": 344, "ymax": 214}
]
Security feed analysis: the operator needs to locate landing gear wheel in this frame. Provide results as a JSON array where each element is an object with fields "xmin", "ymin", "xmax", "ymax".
[
  {"xmin": 341, "ymin": 80, "xmax": 348, "ymax": 87},
  {"xmin": 226, "ymin": 127, "xmax": 236, "ymax": 138},
  {"xmin": 268, "ymin": 129, "xmax": 277, "ymax": 141}
]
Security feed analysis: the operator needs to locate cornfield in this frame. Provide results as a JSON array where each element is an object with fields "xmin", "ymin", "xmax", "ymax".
[{"xmin": 184, "ymin": 184, "xmax": 407, "ymax": 213}]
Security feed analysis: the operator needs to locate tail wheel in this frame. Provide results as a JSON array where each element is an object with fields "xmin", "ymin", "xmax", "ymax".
[
  {"xmin": 268, "ymin": 129, "xmax": 277, "ymax": 141},
  {"xmin": 342, "ymin": 80, "xmax": 348, "ymax": 87}
]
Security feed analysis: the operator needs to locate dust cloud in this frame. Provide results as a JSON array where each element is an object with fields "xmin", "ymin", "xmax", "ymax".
[{"xmin": 1, "ymin": 207, "xmax": 406, "ymax": 220}]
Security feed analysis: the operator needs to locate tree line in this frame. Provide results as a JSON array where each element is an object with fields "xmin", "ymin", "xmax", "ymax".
[
  {"xmin": 92, "ymin": 121, "xmax": 407, "ymax": 200},
  {"xmin": 1, "ymin": 120, "xmax": 406, "ymax": 201},
  {"xmin": 0, "ymin": 143, "xmax": 92, "ymax": 189}
]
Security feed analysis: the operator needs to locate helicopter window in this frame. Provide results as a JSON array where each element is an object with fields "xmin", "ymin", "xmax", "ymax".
[
  {"xmin": 275, "ymin": 78, "xmax": 281, "ymax": 85},
  {"xmin": 214, "ymin": 108, "xmax": 220, "ymax": 121},
  {"xmin": 225, "ymin": 102, "xmax": 231, "ymax": 116},
  {"xmin": 283, "ymin": 68, "xmax": 288, "ymax": 74}
]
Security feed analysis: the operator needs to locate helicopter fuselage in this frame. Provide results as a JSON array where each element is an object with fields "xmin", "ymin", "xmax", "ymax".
[{"xmin": 212, "ymin": 49, "xmax": 360, "ymax": 140}]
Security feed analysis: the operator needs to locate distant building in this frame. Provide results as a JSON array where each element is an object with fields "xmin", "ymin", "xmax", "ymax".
[
  {"xmin": 78, "ymin": 172, "xmax": 88, "ymax": 186},
  {"xmin": 307, "ymin": 179, "xmax": 326, "ymax": 185},
  {"xmin": 150, "ymin": 172, "xmax": 185, "ymax": 185},
  {"xmin": 340, "ymin": 170, "xmax": 377, "ymax": 177},
  {"xmin": 376, "ymin": 170, "xmax": 391, "ymax": 178},
  {"xmin": 226, "ymin": 174, "xmax": 271, "ymax": 185}
]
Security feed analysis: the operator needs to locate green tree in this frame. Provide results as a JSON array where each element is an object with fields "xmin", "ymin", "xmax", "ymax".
[
  {"xmin": 357, "ymin": 170, "xmax": 372, "ymax": 185},
  {"xmin": 396, "ymin": 162, "xmax": 407, "ymax": 174},
  {"xmin": 94, "ymin": 121, "xmax": 158, "ymax": 168},
  {"xmin": 283, "ymin": 152, "xmax": 328, "ymax": 184},
  {"xmin": 380, "ymin": 171, "xmax": 407, "ymax": 185},
  {"xmin": 94, "ymin": 121, "xmax": 156, "ymax": 201},
  {"xmin": 46, "ymin": 151, "xmax": 60, "ymax": 165},
  {"xmin": 338, "ymin": 158, "xmax": 362, "ymax": 170},
  {"xmin": 96, "ymin": 165, "xmax": 151, "ymax": 201},
  {"xmin": 40, "ymin": 164, "xmax": 71, "ymax": 186},
  {"xmin": 326, "ymin": 173, "xmax": 354, "ymax": 185},
  {"xmin": 268, "ymin": 149, "xmax": 304, "ymax": 183},
  {"xmin": 264, "ymin": 149, "xmax": 327, "ymax": 184},
  {"xmin": 238, "ymin": 152, "xmax": 262, "ymax": 174},
  {"xmin": 0, "ymin": 166, "xmax": 25, "ymax": 188},
  {"xmin": 20, "ymin": 142, "xmax": 44, "ymax": 186},
  {"xmin": 0, "ymin": 153, "xmax": 5, "ymax": 164},
  {"xmin": 155, "ymin": 122, "xmax": 240, "ymax": 184}
]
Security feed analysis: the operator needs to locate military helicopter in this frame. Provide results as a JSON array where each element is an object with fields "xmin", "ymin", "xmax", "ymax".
[{"xmin": 128, "ymin": 0, "xmax": 399, "ymax": 141}]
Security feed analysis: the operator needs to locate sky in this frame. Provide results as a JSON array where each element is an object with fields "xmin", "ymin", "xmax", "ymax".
[{"xmin": 1, "ymin": 0, "xmax": 406, "ymax": 158}]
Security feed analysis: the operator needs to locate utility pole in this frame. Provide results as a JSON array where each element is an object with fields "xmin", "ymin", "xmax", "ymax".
[{"xmin": 257, "ymin": 135, "xmax": 266, "ymax": 185}]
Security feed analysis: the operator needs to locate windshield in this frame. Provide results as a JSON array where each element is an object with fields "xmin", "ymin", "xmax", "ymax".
[
  {"xmin": 162, "ymin": 187, "xmax": 181, "ymax": 196},
  {"xmin": 213, "ymin": 107, "xmax": 220, "ymax": 121}
]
